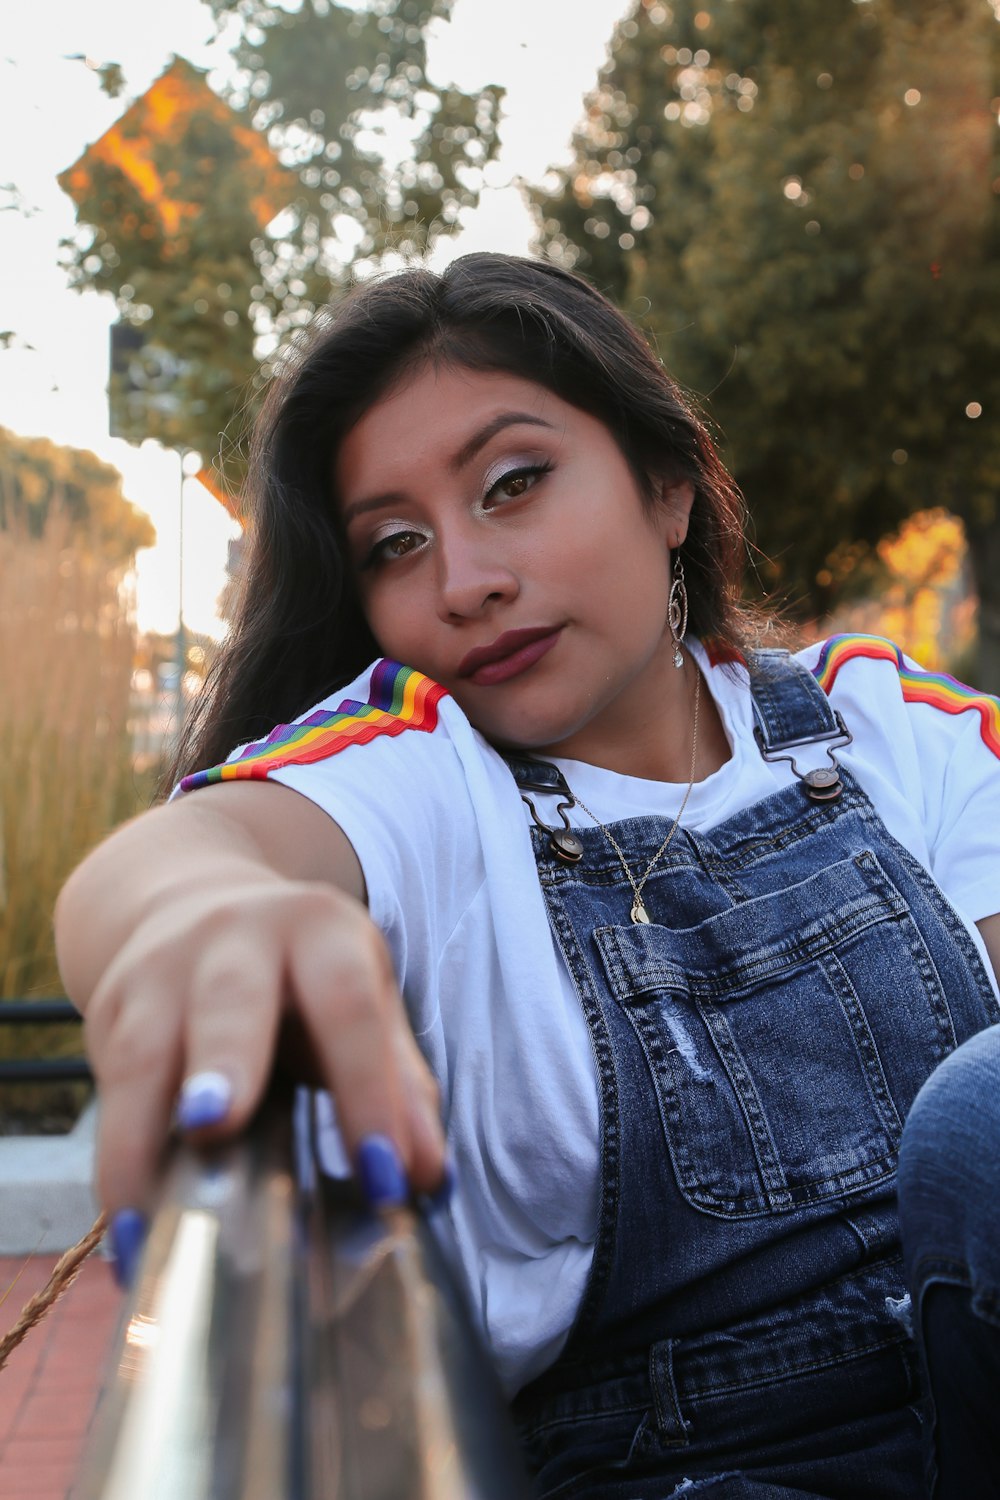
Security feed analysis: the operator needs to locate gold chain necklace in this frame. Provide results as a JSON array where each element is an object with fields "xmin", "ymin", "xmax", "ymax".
[{"xmin": 567, "ymin": 668, "xmax": 701, "ymax": 925}]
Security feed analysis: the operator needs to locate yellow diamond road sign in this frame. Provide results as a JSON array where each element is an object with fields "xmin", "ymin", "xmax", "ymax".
[{"xmin": 60, "ymin": 56, "xmax": 291, "ymax": 236}]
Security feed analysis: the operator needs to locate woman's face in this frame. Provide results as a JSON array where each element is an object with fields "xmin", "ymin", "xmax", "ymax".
[{"xmin": 336, "ymin": 362, "xmax": 694, "ymax": 768}]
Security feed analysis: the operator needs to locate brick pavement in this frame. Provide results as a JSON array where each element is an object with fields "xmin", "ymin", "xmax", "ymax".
[{"xmin": 0, "ymin": 1252, "xmax": 123, "ymax": 1500}]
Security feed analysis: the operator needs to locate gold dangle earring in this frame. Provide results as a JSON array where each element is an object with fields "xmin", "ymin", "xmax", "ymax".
[{"xmin": 667, "ymin": 554, "xmax": 688, "ymax": 669}]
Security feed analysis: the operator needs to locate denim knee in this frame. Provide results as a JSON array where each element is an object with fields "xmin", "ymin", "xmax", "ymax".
[{"xmin": 898, "ymin": 1023, "xmax": 1000, "ymax": 1311}]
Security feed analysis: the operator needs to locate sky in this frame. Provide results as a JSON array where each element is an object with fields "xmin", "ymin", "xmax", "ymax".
[{"xmin": 1, "ymin": 0, "xmax": 630, "ymax": 637}]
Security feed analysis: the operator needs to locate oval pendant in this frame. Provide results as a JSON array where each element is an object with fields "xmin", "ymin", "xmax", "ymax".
[
  {"xmin": 550, "ymin": 830, "xmax": 584, "ymax": 863},
  {"xmin": 630, "ymin": 900, "xmax": 651, "ymax": 925}
]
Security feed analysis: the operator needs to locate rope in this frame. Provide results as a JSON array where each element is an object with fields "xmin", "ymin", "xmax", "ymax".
[{"xmin": 0, "ymin": 1212, "xmax": 109, "ymax": 1372}]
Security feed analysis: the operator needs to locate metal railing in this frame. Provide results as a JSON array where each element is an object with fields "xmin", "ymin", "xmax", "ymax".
[
  {"xmin": 74, "ymin": 1091, "xmax": 532, "ymax": 1500},
  {"xmin": 0, "ymin": 999, "xmax": 91, "ymax": 1083}
]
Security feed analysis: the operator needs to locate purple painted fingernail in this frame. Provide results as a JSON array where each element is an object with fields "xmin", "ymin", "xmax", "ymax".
[
  {"xmin": 109, "ymin": 1208, "xmax": 148, "ymax": 1290},
  {"xmin": 176, "ymin": 1071, "xmax": 233, "ymax": 1132},
  {"xmin": 358, "ymin": 1134, "xmax": 408, "ymax": 1208}
]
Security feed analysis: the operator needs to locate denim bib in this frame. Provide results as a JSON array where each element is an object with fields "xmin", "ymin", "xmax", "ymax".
[{"xmin": 505, "ymin": 652, "xmax": 999, "ymax": 1499}]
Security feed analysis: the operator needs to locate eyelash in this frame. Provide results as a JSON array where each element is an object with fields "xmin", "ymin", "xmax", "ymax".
[
  {"xmin": 360, "ymin": 461, "xmax": 553, "ymax": 569},
  {"xmin": 483, "ymin": 460, "xmax": 553, "ymax": 507}
]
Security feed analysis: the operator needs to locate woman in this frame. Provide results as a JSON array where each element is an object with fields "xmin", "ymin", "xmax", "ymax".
[{"xmin": 56, "ymin": 254, "xmax": 1000, "ymax": 1497}]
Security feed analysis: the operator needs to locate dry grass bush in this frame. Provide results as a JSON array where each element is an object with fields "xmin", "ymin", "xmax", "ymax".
[{"xmin": 0, "ymin": 510, "xmax": 150, "ymax": 1122}]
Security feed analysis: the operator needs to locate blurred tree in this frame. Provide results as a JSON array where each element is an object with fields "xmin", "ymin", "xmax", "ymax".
[
  {"xmin": 874, "ymin": 508, "xmax": 970, "ymax": 668},
  {"xmin": 535, "ymin": 0, "xmax": 1000, "ymax": 686},
  {"xmin": 58, "ymin": 0, "xmax": 503, "ymax": 493},
  {"xmin": 0, "ymin": 426, "xmax": 154, "ymax": 566}
]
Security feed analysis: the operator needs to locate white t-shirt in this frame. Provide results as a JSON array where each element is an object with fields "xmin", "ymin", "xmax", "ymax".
[{"xmin": 182, "ymin": 636, "xmax": 1000, "ymax": 1394}]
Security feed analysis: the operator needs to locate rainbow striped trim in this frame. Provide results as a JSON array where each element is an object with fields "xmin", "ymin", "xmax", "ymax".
[
  {"xmin": 812, "ymin": 634, "xmax": 1000, "ymax": 760},
  {"xmin": 180, "ymin": 660, "xmax": 448, "ymax": 791}
]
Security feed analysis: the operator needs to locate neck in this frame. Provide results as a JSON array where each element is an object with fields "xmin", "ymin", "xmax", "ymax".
[{"xmin": 549, "ymin": 649, "xmax": 730, "ymax": 784}]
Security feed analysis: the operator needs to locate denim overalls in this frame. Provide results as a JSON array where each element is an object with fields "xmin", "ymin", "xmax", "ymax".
[{"xmin": 504, "ymin": 652, "xmax": 999, "ymax": 1500}]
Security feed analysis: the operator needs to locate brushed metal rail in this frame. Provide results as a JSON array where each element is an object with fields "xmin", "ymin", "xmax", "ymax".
[{"xmin": 74, "ymin": 1094, "xmax": 530, "ymax": 1500}]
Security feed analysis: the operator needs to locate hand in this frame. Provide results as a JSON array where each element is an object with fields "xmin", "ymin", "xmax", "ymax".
[{"xmin": 56, "ymin": 785, "xmax": 447, "ymax": 1219}]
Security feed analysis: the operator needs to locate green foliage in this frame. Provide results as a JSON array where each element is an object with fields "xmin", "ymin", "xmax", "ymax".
[
  {"xmin": 59, "ymin": 1, "xmax": 503, "ymax": 482},
  {"xmin": 0, "ymin": 426, "xmax": 154, "ymax": 565},
  {"xmin": 535, "ymin": 0, "xmax": 1000, "ymax": 679},
  {"xmin": 213, "ymin": 0, "xmax": 501, "ymax": 255}
]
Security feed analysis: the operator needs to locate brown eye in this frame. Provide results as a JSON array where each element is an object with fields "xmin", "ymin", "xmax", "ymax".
[
  {"xmin": 367, "ymin": 529, "xmax": 424, "ymax": 566},
  {"xmin": 484, "ymin": 462, "xmax": 552, "ymax": 509}
]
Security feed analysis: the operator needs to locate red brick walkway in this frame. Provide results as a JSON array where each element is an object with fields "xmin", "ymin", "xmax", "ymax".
[{"xmin": 0, "ymin": 1253, "xmax": 123, "ymax": 1500}]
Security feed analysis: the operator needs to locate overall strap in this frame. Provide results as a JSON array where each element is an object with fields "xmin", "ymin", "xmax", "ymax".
[
  {"xmin": 504, "ymin": 755, "xmax": 571, "ymax": 797},
  {"xmin": 748, "ymin": 649, "xmax": 853, "ymax": 802},
  {"xmin": 748, "ymin": 648, "xmax": 840, "ymax": 747},
  {"xmin": 502, "ymin": 755, "xmax": 585, "ymax": 863}
]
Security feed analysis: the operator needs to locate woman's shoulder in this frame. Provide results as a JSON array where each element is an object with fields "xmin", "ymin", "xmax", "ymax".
[
  {"xmin": 174, "ymin": 658, "xmax": 530, "ymax": 919},
  {"xmin": 797, "ymin": 632, "xmax": 944, "ymax": 694},
  {"xmin": 793, "ymin": 633, "xmax": 1000, "ymax": 759},
  {"xmin": 178, "ymin": 658, "xmax": 473, "ymax": 793}
]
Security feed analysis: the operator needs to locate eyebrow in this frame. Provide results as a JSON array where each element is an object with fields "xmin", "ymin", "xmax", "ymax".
[{"xmin": 340, "ymin": 411, "xmax": 555, "ymax": 526}]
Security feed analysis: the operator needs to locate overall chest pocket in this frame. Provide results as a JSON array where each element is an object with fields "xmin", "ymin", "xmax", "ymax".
[{"xmin": 594, "ymin": 851, "xmax": 958, "ymax": 1219}]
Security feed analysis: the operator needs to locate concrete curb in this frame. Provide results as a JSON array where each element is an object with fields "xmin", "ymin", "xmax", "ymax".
[{"xmin": 0, "ymin": 1102, "xmax": 101, "ymax": 1254}]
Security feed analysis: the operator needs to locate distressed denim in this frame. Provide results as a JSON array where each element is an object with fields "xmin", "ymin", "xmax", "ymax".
[
  {"xmin": 899, "ymin": 1022, "xmax": 1000, "ymax": 1498},
  {"xmin": 506, "ymin": 653, "xmax": 999, "ymax": 1499}
]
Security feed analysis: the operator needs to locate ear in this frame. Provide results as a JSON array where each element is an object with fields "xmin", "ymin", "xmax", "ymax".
[{"xmin": 654, "ymin": 477, "xmax": 695, "ymax": 549}]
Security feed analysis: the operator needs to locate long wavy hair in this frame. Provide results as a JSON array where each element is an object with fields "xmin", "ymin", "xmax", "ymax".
[{"xmin": 170, "ymin": 252, "xmax": 754, "ymax": 786}]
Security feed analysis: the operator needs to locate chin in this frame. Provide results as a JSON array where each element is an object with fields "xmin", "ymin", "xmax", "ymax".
[
  {"xmin": 453, "ymin": 678, "xmax": 599, "ymax": 756},
  {"xmin": 478, "ymin": 709, "xmax": 590, "ymax": 758}
]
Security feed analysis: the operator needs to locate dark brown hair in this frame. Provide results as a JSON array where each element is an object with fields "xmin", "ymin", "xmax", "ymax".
[{"xmin": 171, "ymin": 252, "xmax": 752, "ymax": 784}]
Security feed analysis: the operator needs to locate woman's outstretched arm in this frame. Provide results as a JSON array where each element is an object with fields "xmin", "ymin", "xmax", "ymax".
[{"xmin": 54, "ymin": 782, "xmax": 446, "ymax": 1214}]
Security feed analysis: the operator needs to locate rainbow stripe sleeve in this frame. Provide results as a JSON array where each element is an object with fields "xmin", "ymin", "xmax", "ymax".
[
  {"xmin": 812, "ymin": 634, "xmax": 1000, "ymax": 760},
  {"xmin": 179, "ymin": 659, "xmax": 449, "ymax": 792}
]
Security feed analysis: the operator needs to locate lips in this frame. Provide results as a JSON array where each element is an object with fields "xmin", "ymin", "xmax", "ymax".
[{"xmin": 457, "ymin": 626, "xmax": 563, "ymax": 686}]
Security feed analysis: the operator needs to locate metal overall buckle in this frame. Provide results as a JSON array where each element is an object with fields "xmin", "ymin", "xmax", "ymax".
[
  {"xmin": 753, "ymin": 711, "xmax": 854, "ymax": 802},
  {"xmin": 512, "ymin": 767, "xmax": 584, "ymax": 863}
]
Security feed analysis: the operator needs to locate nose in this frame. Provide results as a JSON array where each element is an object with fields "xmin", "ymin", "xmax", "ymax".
[{"xmin": 435, "ymin": 530, "xmax": 519, "ymax": 622}]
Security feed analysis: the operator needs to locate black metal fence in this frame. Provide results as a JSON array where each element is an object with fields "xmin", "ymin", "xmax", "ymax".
[{"xmin": 0, "ymin": 999, "xmax": 91, "ymax": 1083}]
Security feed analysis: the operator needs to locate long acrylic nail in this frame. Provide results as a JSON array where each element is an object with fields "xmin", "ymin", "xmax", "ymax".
[
  {"xmin": 357, "ymin": 1134, "xmax": 408, "ymax": 1208},
  {"xmin": 176, "ymin": 1070, "xmax": 233, "ymax": 1132},
  {"xmin": 109, "ymin": 1208, "xmax": 148, "ymax": 1290}
]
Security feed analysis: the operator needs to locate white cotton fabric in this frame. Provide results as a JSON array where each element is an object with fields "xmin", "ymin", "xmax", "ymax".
[{"xmin": 191, "ymin": 639, "xmax": 1000, "ymax": 1395}]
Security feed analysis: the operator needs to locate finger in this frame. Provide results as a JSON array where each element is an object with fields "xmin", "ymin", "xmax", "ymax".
[
  {"xmin": 289, "ymin": 913, "xmax": 424, "ymax": 1173},
  {"xmin": 181, "ymin": 941, "xmax": 285, "ymax": 1139},
  {"xmin": 293, "ymin": 918, "xmax": 407, "ymax": 1140},
  {"xmin": 89, "ymin": 991, "xmax": 184, "ymax": 1214},
  {"xmin": 394, "ymin": 1025, "xmax": 448, "ymax": 1193}
]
